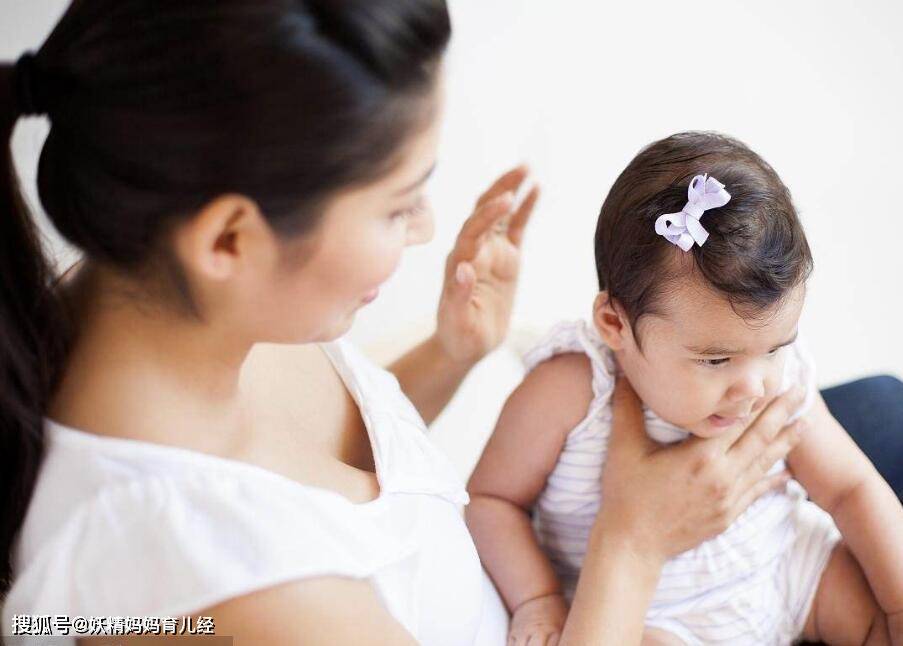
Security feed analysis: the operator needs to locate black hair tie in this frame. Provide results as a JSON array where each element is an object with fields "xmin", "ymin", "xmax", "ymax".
[{"xmin": 12, "ymin": 52, "xmax": 46, "ymax": 117}]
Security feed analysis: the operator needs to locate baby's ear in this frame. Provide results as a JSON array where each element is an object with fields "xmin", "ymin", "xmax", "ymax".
[{"xmin": 593, "ymin": 292, "xmax": 629, "ymax": 351}]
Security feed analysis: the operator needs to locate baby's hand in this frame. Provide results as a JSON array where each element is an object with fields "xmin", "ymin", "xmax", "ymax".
[{"xmin": 508, "ymin": 593, "xmax": 568, "ymax": 646}]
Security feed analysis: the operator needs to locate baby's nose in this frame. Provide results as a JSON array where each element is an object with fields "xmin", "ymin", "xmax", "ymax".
[{"xmin": 728, "ymin": 372, "xmax": 767, "ymax": 402}]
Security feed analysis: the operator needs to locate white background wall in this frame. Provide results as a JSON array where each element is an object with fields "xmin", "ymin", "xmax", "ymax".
[{"xmin": 5, "ymin": 1, "xmax": 903, "ymax": 477}]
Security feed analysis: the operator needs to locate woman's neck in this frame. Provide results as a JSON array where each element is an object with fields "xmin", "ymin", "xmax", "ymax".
[{"xmin": 48, "ymin": 259, "xmax": 254, "ymax": 455}]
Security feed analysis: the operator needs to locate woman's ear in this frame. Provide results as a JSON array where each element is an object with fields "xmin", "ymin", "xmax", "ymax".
[
  {"xmin": 172, "ymin": 193, "xmax": 274, "ymax": 283},
  {"xmin": 593, "ymin": 291, "xmax": 629, "ymax": 351}
]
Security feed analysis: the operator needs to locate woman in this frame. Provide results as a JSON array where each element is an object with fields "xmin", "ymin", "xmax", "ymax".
[{"xmin": 0, "ymin": 2, "xmax": 898, "ymax": 644}]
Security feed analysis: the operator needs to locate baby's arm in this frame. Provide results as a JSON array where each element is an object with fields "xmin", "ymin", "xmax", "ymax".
[
  {"xmin": 787, "ymin": 393, "xmax": 903, "ymax": 628},
  {"xmin": 466, "ymin": 352, "xmax": 594, "ymax": 638}
]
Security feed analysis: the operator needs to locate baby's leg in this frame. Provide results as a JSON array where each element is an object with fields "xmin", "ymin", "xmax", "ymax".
[{"xmin": 802, "ymin": 542, "xmax": 890, "ymax": 644}]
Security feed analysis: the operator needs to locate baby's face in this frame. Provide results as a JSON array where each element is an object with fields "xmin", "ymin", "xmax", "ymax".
[{"xmin": 609, "ymin": 278, "xmax": 805, "ymax": 439}]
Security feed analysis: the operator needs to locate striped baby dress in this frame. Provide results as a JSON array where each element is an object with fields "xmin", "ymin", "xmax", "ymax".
[{"xmin": 523, "ymin": 319, "xmax": 839, "ymax": 645}]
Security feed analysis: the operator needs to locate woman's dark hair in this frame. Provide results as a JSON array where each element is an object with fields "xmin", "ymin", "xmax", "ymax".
[
  {"xmin": 594, "ymin": 131, "xmax": 813, "ymax": 345},
  {"xmin": 0, "ymin": 0, "xmax": 450, "ymax": 594}
]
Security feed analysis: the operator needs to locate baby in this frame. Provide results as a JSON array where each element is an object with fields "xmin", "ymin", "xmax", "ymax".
[{"xmin": 467, "ymin": 132, "xmax": 903, "ymax": 645}]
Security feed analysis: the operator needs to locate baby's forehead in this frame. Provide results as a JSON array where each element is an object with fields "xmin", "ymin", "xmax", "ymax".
[{"xmin": 647, "ymin": 275, "xmax": 805, "ymax": 349}]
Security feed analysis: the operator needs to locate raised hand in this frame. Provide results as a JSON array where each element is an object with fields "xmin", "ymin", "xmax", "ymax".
[{"xmin": 436, "ymin": 165, "xmax": 539, "ymax": 366}]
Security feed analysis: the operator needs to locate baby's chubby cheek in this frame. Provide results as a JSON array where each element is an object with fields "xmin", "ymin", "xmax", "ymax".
[
  {"xmin": 616, "ymin": 365, "xmax": 705, "ymax": 433},
  {"xmin": 635, "ymin": 383, "xmax": 716, "ymax": 436},
  {"xmin": 647, "ymin": 381, "xmax": 739, "ymax": 438}
]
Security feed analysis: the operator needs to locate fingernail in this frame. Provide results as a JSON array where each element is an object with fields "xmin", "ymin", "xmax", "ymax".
[{"xmin": 456, "ymin": 264, "xmax": 468, "ymax": 284}]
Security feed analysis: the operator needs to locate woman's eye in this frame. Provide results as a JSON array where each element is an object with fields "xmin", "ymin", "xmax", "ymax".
[
  {"xmin": 698, "ymin": 357, "xmax": 730, "ymax": 367},
  {"xmin": 390, "ymin": 197, "xmax": 427, "ymax": 221}
]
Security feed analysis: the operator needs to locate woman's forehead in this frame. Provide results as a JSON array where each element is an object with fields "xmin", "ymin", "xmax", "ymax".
[
  {"xmin": 387, "ymin": 114, "xmax": 443, "ymax": 193},
  {"xmin": 315, "ymin": 117, "xmax": 442, "ymax": 224},
  {"xmin": 347, "ymin": 104, "xmax": 443, "ymax": 204}
]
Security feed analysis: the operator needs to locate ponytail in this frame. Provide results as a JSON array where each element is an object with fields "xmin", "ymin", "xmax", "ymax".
[{"xmin": 0, "ymin": 58, "xmax": 70, "ymax": 595}]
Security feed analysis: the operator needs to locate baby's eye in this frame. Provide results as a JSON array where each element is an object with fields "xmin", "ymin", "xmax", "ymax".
[{"xmin": 698, "ymin": 357, "xmax": 730, "ymax": 367}]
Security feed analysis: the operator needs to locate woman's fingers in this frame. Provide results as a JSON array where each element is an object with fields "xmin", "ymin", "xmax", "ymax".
[
  {"xmin": 510, "ymin": 632, "xmax": 538, "ymax": 646},
  {"xmin": 732, "ymin": 419, "xmax": 803, "ymax": 499},
  {"xmin": 693, "ymin": 386, "xmax": 802, "ymax": 455},
  {"xmin": 476, "ymin": 164, "xmax": 529, "ymax": 210},
  {"xmin": 507, "ymin": 183, "xmax": 540, "ymax": 247},
  {"xmin": 725, "ymin": 386, "xmax": 805, "ymax": 463},
  {"xmin": 730, "ymin": 468, "xmax": 793, "ymax": 522},
  {"xmin": 441, "ymin": 259, "xmax": 477, "ymax": 314},
  {"xmin": 454, "ymin": 192, "xmax": 515, "ymax": 260},
  {"xmin": 517, "ymin": 630, "xmax": 560, "ymax": 646}
]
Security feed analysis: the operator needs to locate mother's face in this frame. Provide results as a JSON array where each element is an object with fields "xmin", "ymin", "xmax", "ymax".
[{"xmin": 252, "ymin": 109, "xmax": 443, "ymax": 344}]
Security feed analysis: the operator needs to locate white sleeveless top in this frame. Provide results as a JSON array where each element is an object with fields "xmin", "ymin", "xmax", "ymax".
[
  {"xmin": 524, "ymin": 320, "xmax": 817, "ymax": 608},
  {"xmin": 1, "ymin": 338, "xmax": 508, "ymax": 645}
]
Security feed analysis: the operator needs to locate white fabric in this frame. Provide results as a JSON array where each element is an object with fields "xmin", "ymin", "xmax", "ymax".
[
  {"xmin": 2, "ymin": 338, "xmax": 508, "ymax": 645},
  {"xmin": 523, "ymin": 320, "xmax": 841, "ymax": 646}
]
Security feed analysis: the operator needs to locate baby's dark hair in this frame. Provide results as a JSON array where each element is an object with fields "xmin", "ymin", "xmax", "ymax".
[{"xmin": 594, "ymin": 131, "xmax": 812, "ymax": 341}]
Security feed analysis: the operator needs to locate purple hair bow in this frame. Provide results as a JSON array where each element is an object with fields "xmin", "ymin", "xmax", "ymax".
[{"xmin": 654, "ymin": 174, "xmax": 731, "ymax": 251}]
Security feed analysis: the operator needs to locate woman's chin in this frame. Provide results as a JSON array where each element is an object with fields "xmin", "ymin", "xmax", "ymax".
[
  {"xmin": 281, "ymin": 312, "xmax": 357, "ymax": 345},
  {"xmin": 316, "ymin": 314, "xmax": 357, "ymax": 342}
]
